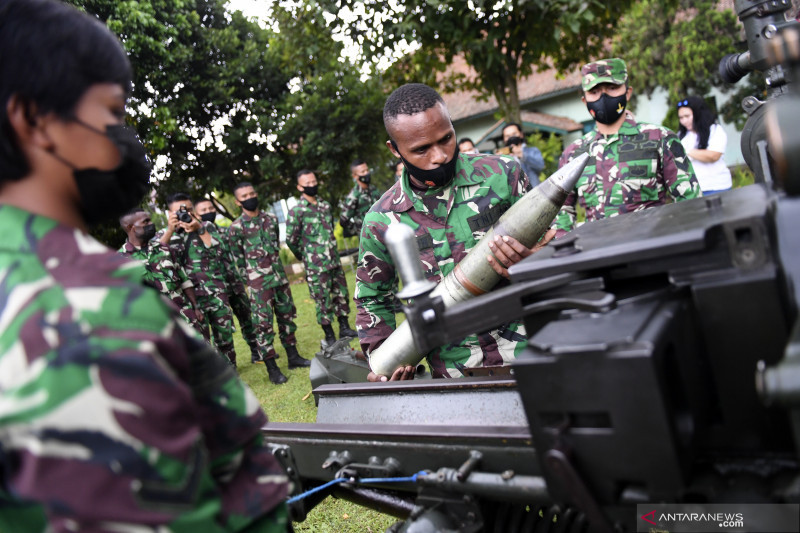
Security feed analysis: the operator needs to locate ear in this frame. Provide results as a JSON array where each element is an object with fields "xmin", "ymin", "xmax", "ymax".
[
  {"xmin": 296, "ymin": 183, "xmax": 303, "ymax": 193},
  {"xmin": 386, "ymin": 139, "xmax": 400, "ymax": 159},
  {"xmin": 626, "ymin": 86, "xmax": 633, "ymax": 99},
  {"xmin": 6, "ymin": 95, "xmax": 53, "ymax": 152}
]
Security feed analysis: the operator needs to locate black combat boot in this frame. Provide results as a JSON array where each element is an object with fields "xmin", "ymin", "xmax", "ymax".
[
  {"xmin": 249, "ymin": 343, "xmax": 263, "ymax": 364},
  {"xmin": 322, "ymin": 324, "xmax": 336, "ymax": 346},
  {"xmin": 264, "ymin": 357, "xmax": 288, "ymax": 384},
  {"xmin": 338, "ymin": 316, "xmax": 357, "ymax": 338},
  {"xmin": 285, "ymin": 344, "xmax": 311, "ymax": 369}
]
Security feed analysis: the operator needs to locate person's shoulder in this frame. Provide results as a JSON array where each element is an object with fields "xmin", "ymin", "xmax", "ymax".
[
  {"xmin": 636, "ymin": 121, "xmax": 678, "ymax": 140},
  {"xmin": 369, "ymin": 180, "xmax": 407, "ymax": 216}
]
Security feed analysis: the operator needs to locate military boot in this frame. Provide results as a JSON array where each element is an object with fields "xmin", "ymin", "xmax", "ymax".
[
  {"xmin": 285, "ymin": 344, "xmax": 311, "ymax": 369},
  {"xmin": 321, "ymin": 324, "xmax": 336, "ymax": 346},
  {"xmin": 264, "ymin": 357, "xmax": 288, "ymax": 384},
  {"xmin": 338, "ymin": 316, "xmax": 357, "ymax": 338},
  {"xmin": 249, "ymin": 342, "xmax": 263, "ymax": 364}
]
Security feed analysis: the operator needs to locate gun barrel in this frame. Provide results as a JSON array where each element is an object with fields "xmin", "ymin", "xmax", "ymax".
[{"xmin": 369, "ymin": 153, "xmax": 589, "ymax": 376}]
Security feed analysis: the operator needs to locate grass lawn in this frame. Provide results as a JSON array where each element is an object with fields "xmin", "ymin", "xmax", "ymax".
[{"xmin": 232, "ymin": 267, "xmax": 396, "ymax": 532}]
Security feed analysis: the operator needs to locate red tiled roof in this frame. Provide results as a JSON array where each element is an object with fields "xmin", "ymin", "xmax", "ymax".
[{"xmin": 441, "ymin": 55, "xmax": 582, "ymax": 123}]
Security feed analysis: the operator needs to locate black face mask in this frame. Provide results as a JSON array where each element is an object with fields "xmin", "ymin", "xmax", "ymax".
[
  {"xmin": 358, "ymin": 173, "xmax": 372, "ymax": 185},
  {"xmin": 505, "ymin": 136, "xmax": 524, "ymax": 147},
  {"xmin": 52, "ymin": 121, "xmax": 152, "ymax": 226},
  {"xmin": 240, "ymin": 197, "xmax": 259, "ymax": 212},
  {"xmin": 393, "ymin": 142, "xmax": 460, "ymax": 188},
  {"xmin": 136, "ymin": 223, "xmax": 157, "ymax": 242},
  {"xmin": 302, "ymin": 185, "xmax": 319, "ymax": 197},
  {"xmin": 199, "ymin": 212, "xmax": 217, "ymax": 223},
  {"xmin": 586, "ymin": 92, "xmax": 628, "ymax": 125}
]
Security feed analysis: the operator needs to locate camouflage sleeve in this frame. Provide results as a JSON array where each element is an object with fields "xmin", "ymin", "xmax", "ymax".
[
  {"xmin": 285, "ymin": 207, "xmax": 303, "ymax": 261},
  {"xmin": 1, "ymin": 282, "xmax": 286, "ymax": 529},
  {"xmin": 554, "ymin": 144, "xmax": 579, "ymax": 237},
  {"xmin": 340, "ymin": 187, "xmax": 359, "ymax": 225},
  {"xmin": 354, "ymin": 215, "xmax": 398, "ymax": 356},
  {"xmin": 227, "ymin": 223, "xmax": 248, "ymax": 278},
  {"xmin": 661, "ymin": 132, "xmax": 703, "ymax": 201},
  {"xmin": 163, "ymin": 243, "xmax": 193, "ymax": 290}
]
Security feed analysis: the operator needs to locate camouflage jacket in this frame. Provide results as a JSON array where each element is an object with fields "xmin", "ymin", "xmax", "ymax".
[
  {"xmin": 228, "ymin": 210, "xmax": 289, "ymax": 291},
  {"xmin": 339, "ymin": 183, "xmax": 382, "ymax": 237},
  {"xmin": 0, "ymin": 205, "xmax": 287, "ymax": 531},
  {"xmin": 554, "ymin": 117, "xmax": 701, "ymax": 236},
  {"xmin": 355, "ymin": 153, "xmax": 531, "ymax": 378},
  {"xmin": 158, "ymin": 222, "xmax": 229, "ymax": 300},
  {"xmin": 118, "ymin": 238, "xmax": 194, "ymax": 309},
  {"xmin": 286, "ymin": 197, "xmax": 341, "ymax": 275}
]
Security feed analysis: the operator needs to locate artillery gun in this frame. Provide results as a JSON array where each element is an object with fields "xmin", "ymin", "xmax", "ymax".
[{"xmin": 265, "ymin": 2, "xmax": 800, "ymax": 530}]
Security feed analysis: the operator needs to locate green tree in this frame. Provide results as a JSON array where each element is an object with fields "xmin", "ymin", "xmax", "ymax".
[
  {"xmin": 611, "ymin": 0, "xmax": 740, "ymax": 125},
  {"xmin": 269, "ymin": 3, "xmax": 391, "ymax": 211},
  {"xmin": 315, "ymin": 0, "xmax": 636, "ymax": 123},
  {"xmin": 66, "ymin": 0, "xmax": 292, "ymax": 203}
]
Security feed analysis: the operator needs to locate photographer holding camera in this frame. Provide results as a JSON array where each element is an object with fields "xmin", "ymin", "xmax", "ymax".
[{"xmin": 159, "ymin": 193, "xmax": 241, "ymax": 368}]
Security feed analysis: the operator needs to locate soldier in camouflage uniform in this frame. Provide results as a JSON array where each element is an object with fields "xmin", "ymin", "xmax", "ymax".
[
  {"xmin": 554, "ymin": 58, "xmax": 701, "ymax": 237},
  {"xmin": 287, "ymin": 170, "xmax": 358, "ymax": 346},
  {"xmin": 339, "ymin": 159, "xmax": 382, "ymax": 238},
  {"xmin": 0, "ymin": 1, "xmax": 289, "ymax": 530},
  {"xmin": 159, "ymin": 193, "xmax": 240, "ymax": 367},
  {"xmin": 357, "ymin": 83, "xmax": 554, "ymax": 381},
  {"xmin": 229, "ymin": 182, "xmax": 311, "ymax": 384},
  {"xmin": 194, "ymin": 197, "xmax": 261, "ymax": 362},
  {"xmin": 118, "ymin": 207, "xmax": 207, "ymax": 336}
]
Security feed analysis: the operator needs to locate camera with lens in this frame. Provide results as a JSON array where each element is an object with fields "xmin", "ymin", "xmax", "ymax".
[{"xmin": 177, "ymin": 205, "xmax": 193, "ymax": 224}]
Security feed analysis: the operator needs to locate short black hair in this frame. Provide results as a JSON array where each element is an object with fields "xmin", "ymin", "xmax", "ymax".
[
  {"xmin": 194, "ymin": 197, "xmax": 214, "ymax": 206},
  {"xmin": 296, "ymin": 169, "xmax": 314, "ymax": 182},
  {"xmin": 350, "ymin": 159, "xmax": 366, "ymax": 170},
  {"xmin": 119, "ymin": 207, "xmax": 146, "ymax": 228},
  {"xmin": 233, "ymin": 182, "xmax": 253, "ymax": 195},
  {"xmin": 166, "ymin": 192, "xmax": 191, "ymax": 207},
  {"xmin": 0, "ymin": 0, "xmax": 133, "ymax": 183},
  {"xmin": 383, "ymin": 83, "xmax": 445, "ymax": 138},
  {"xmin": 503, "ymin": 123, "xmax": 523, "ymax": 134},
  {"xmin": 458, "ymin": 137, "xmax": 474, "ymax": 146}
]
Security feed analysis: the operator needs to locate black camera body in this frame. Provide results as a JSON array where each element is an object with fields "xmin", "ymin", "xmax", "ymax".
[{"xmin": 177, "ymin": 205, "xmax": 193, "ymax": 224}]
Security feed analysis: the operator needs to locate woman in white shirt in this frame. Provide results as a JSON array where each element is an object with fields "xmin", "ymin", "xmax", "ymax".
[{"xmin": 677, "ymin": 96, "xmax": 732, "ymax": 194}]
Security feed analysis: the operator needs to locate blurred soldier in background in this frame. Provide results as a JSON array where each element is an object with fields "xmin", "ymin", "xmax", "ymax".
[{"xmin": 339, "ymin": 158, "xmax": 382, "ymax": 238}]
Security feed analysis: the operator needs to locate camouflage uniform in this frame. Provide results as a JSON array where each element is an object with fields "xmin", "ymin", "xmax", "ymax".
[
  {"xmin": 339, "ymin": 183, "xmax": 382, "ymax": 237},
  {"xmin": 217, "ymin": 227, "xmax": 258, "ymax": 354},
  {"xmin": 228, "ymin": 211, "xmax": 299, "ymax": 360},
  {"xmin": 286, "ymin": 198, "xmax": 350, "ymax": 326},
  {"xmin": 554, "ymin": 116, "xmax": 701, "ymax": 236},
  {"xmin": 118, "ymin": 238, "xmax": 206, "ymax": 337},
  {"xmin": 554, "ymin": 58, "xmax": 701, "ymax": 237},
  {"xmin": 158, "ymin": 223, "xmax": 238, "ymax": 365},
  {"xmin": 0, "ymin": 205, "xmax": 289, "ymax": 532},
  {"xmin": 356, "ymin": 153, "xmax": 530, "ymax": 378}
]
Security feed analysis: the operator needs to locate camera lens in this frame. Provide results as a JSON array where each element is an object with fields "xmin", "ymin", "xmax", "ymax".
[{"xmin": 177, "ymin": 211, "xmax": 193, "ymax": 223}]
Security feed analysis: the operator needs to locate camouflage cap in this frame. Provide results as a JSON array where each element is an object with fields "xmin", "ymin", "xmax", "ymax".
[{"xmin": 581, "ymin": 58, "xmax": 628, "ymax": 91}]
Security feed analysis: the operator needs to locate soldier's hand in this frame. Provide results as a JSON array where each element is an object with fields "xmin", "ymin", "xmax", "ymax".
[
  {"xmin": 487, "ymin": 228, "xmax": 557, "ymax": 279},
  {"xmin": 511, "ymin": 143, "xmax": 524, "ymax": 159},
  {"xmin": 194, "ymin": 309, "xmax": 204, "ymax": 323},
  {"xmin": 166, "ymin": 212, "xmax": 180, "ymax": 231},
  {"xmin": 182, "ymin": 218, "xmax": 201, "ymax": 233},
  {"xmin": 367, "ymin": 365, "xmax": 415, "ymax": 382}
]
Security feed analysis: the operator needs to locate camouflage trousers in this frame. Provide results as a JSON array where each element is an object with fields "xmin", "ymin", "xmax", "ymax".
[
  {"xmin": 198, "ymin": 291, "xmax": 237, "ymax": 365},
  {"xmin": 177, "ymin": 305, "xmax": 209, "ymax": 342},
  {"xmin": 307, "ymin": 266, "xmax": 350, "ymax": 326},
  {"xmin": 249, "ymin": 283, "xmax": 298, "ymax": 359},
  {"xmin": 228, "ymin": 286, "xmax": 257, "ymax": 349}
]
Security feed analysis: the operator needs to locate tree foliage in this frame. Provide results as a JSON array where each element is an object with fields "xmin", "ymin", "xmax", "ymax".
[
  {"xmin": 316, "ymin": 0, "xmax": 636, "ymax": 123},
  {"xmin": 611, "ymin": 0, "xmax": 741, "ymax": 126}
]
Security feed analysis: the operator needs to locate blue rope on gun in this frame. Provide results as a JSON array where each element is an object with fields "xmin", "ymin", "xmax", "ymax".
[{"xmin": 286, "ymin": 471, "xmax": 428, "ymax": 505}]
